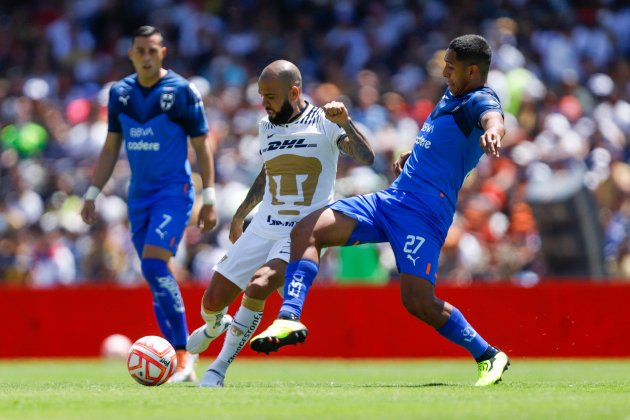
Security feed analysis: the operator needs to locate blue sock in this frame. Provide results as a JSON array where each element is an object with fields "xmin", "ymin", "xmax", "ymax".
[
  {"xmin": 436, "ymin": 307, "xmax": 489, "ymax": 359},
  {"xmin": 152, "ymin": 302, "xmax": 174, "ymax": 344},
  {"xmin": 279, "ymin": 259, "xmax": 318, "ymax": 320},
  {"xmin": 141, "ymin": 258, "xmax": 188, "ymax": 349}
]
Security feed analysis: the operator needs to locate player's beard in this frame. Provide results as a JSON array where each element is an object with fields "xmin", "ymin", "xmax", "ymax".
[{"xmin": 268, "ymin": 99, "xmax": 294, "ymax": 125}]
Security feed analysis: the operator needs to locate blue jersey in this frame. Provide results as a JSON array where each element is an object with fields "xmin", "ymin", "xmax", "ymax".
[
  {"xmin": 331, "ymin": 86, "xmax": 503, "ymax": 281},
  {"xmin": 107, "ymin": 70, "xmax": 208, "ymax": 199},
  {"xmin": 391, "ymin": 87, "xmax": 502, "ymax": 214}
]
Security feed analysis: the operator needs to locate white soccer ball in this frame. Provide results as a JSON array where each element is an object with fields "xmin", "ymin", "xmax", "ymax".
[{"xmin": 127, "ymin": 335, "xmax": 177, "ymax": 386}]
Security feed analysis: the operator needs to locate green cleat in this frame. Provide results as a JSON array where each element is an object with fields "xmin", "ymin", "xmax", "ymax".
[
  {"xmin": 475, "ymin": 351, "xmax": 510, "ymax": 386},
  {"xmin": 250, "ymin": 319, "xmax": 308, "ymax": 354}
]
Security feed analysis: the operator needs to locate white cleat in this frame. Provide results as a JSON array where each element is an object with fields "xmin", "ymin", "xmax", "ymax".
[
  {"xmin": 187, "ymin": 314, "xmax": 233, "ymax": 355},
  {"xmin": 475, "ymin": 351, "xmax": 510, "ymax": 386},
  {"xmin": 199, "ymin": 368, "xmax": 225, "ymax": 388},
  {"xmin": 168, "ymin": 353, "xmax": 198, "ymax": 383}
]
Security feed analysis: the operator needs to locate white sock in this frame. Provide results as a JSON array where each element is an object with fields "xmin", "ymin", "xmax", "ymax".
[
  {"xmin": 209, "ymin": 295, "xmax": 264, "ymax": 377},
  {"xmin": 201, "ymin": 305, "xmax": 228, "ymax": 337}
]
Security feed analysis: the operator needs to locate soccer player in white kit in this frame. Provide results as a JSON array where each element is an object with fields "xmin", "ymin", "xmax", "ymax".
[{"xmin": 186, "ymin": 60, "xmax": 375, "ymax": 387}]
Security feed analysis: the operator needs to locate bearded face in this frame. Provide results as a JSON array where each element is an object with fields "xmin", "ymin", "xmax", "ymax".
[{"xmin": 268, "ymin": 97, "xmax": 295, "ymax": 125}]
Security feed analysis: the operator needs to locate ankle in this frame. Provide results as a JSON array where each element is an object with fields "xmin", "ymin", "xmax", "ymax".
[
  {"xmin": 175, "ymin": 349, "xmax": 189, "ymax": 370},
  {"xmin": 278, "ymin": 311, "xmax": 300, "ymax": 321},
  {"xmin": 475, "ymin": 346, "xmax": 499, "ymax": 363}
]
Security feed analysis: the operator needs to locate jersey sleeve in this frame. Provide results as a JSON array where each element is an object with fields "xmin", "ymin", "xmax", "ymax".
[
  {"xmin": 469, "ymin": 90, "xmax": 503, "ymax": 128},
  {"xmin": 181, "ymin": 82, "xmax": 209, "ymax": 138},
  {"xmin": 107, "ymin": 84, "xmax": 122, "ymax": 133}
]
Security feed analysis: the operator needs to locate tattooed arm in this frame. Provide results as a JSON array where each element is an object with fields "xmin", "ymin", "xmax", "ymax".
[
  {"xmin": 229, "ymin": 166, "xmax": 266, "ymax": 243},
  {"xmin": 323, "ymin": 101, "xmax": 375, "ymax": 165}
]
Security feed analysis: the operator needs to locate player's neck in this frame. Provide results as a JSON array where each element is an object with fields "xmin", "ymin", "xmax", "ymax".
[
  {"xmin": 289, "ymin": 99, "xmax": 307, "ymax": 121},
  {"xmin": 138, "ymin": 68, "xmax": 168, "ymax": 88}
]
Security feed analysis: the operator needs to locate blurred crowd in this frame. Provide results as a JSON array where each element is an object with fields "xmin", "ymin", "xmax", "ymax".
[{"xmin": 0, "ymin": 0, "xmax": 629, "ymax": 287}]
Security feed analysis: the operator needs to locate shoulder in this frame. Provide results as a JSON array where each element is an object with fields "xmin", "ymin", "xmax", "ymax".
[
  {"xmin": 110, "ymin": 75, "xmax": 136, "ymax": 95},
  {"xmin": 160, "ymin": 70, "xmax": 190, "ymax": 91},
  {"xmin": 259, "ymin": 119, "xmax": 275, "ymax": 135},
  {"xmin": 467, "ymin": 87, "xmax": 502, "ymax": 109},
  {"xmin": 296, "ymin": 103, "xmax": 328, "ymax": 127}
]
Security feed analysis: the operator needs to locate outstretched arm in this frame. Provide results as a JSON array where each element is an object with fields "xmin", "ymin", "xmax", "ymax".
[
  {"xmin": 80, "ymin": 132, "xmax": 123, "ymax": 225},
  {"xmin": 479, "ymin": 111, "xmax": 505, "ymax": 158},
  {"xmin": 191, "ymin": 134, "xmax": 218, "ymax": 232},
  {"xmin": 229, "ymin": 166, "xmax": 266, "ymax": 243},
  {"xmin": 323, "ymin": 101, "xmax": 375, "ymax": 165}
]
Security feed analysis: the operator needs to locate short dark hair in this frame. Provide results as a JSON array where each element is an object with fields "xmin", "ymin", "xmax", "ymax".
[
  {"xmin": 132, "ymin": 26, "xmax": 163, "ymax": 45},
  {"xmin": 448, "ymin": 34, "xmax": 492, "ymax": 78}
]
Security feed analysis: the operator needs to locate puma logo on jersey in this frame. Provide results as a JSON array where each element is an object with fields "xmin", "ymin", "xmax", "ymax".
[
  {"xmin": 119, "ymin": 95, "xmax": 130, "ymax": 106},
  {"xmin": 262, "ymin": 138, "xmax": 316, "ymax": 152},
  {"xmin": 406, "ymin": 254, "xmax": 419, "ymax": 266}
]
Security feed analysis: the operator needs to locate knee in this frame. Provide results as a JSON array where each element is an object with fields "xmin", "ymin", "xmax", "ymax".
[
  {"xmin": 140, "ymin": 258, "xmax": 170, "ymax": 288},
  {"xmin": 245, "ymin": 270, "xmax": 281, "ymax": 300},
  {"xmin": 290, "ymin": 220, "xmax": 313, "ymax": 244},
  {"xmin": 202, "ymin": 278, "xmax": 235, "ymax": 311},
  {"xmin": 141, "ymin": 258, "xmax": 166, "ymax": 277},
  {"xmin": 201, "ymin": 286, "xmax": 223, "ymax": 311},
  {"xmin": 202, "ymin": 272, "xmax": 243, "ymax": 311}
]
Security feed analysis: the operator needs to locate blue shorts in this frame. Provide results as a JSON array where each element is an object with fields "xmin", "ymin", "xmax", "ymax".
[
  {"xmin": 329, "ymin": 188, "xmax": 452, "ymax": 283},
  {"xmin": 128, "ymin": 190, "xmax": 193, "ymax": 257}
]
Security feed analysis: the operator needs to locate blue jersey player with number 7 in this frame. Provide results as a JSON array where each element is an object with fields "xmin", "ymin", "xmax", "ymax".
[
  {"xmin": 251, "ymin": 34, "xmax": 510, "ymax": 386},
  {"xmin": 80, "ymin": 26, "xmax": 217, "ymax": 383}
]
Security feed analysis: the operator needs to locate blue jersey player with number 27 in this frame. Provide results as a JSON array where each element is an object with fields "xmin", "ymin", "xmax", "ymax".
[
  {"xmin": 251, "ymin": 34, "xmax": 510, "ymax": 386},
  {"xmin": 81, "ymin": 26, "xmax": 217, "ymax": 383}
]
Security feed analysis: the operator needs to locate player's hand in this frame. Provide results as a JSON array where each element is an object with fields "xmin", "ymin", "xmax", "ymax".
[
  {"xmin": 80, "ymin": 200, "xmax": 97, "ymax": 225},
  {"xmin": 393, "ymin": 151, "xmax": 412, "ymax": 176},
  {"xmin": 323, "ymin": 101, "xmax": 350, "ymax": 126},
  {"xmin": 197, "ymin": 204, "xmax": 217, "ymax": 232},
  {"xmin": 229, "ymin": 217, "xmax": 244, "ymax": 243},
  {"xmin": 480, "ymin": 130, "xmax": 502, "ymax": 157}
]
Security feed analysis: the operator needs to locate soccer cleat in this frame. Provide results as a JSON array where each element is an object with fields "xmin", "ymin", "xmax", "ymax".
[
  {"xmin": 249, "ymin": 319, "xmax": 308, "ymax": 354},
  {"xmin": 199, "ymin": 368, "xmax": 225, "ymax": 388},
  {"xmin": 186, "ymin": 314, "xmax": 233, "ymax": 354},
  {"xmin": 168, "ymin": 352, "xmax": 198, "ymax": 383},
  {"xmin": 474, "ymin": 351, "xmax": 510, "ymax": 386}
]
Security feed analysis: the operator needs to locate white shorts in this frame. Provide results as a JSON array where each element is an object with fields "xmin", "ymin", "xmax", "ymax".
[{"xmin": 213, "ymin": 229, "xmax": 291, "ymax": 290}]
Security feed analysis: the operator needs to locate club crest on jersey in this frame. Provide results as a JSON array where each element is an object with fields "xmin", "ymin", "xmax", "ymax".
[{"xmin": 160, "ymin": 91, "xmax": 175, "ymax": 111}]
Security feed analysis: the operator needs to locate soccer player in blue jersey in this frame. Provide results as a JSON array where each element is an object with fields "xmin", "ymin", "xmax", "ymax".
[
  {"xmin": 251, "ymin": 34, "xmax": 510, "ymax": 386},
  {"xmin": 80, "ymin": 26, "xmax": 217, "ymax": 383}
]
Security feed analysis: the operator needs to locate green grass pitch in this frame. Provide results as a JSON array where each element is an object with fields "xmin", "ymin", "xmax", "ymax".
[{"xmin": 1, "ymin": 358, "xmax": 629, "ymax": 419}]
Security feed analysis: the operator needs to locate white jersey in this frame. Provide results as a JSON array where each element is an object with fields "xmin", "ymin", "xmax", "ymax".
[{"xmin": 248, "ymin": 102, "xmax": 346, "ymax": 240}]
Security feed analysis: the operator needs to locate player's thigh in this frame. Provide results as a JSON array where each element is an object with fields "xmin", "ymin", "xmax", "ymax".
[
  {"xmin": 142, "ymin": 196, "xmax": 193, "ymax": 255},
  {"xmin": 385, "ymin": 211, "xmax": 442, "ymax": 284},
  {"xmin": 128, "ymin": 200, "xmax": 151, "ymax": 257},
  {"xmin": 214, "ymin": 229, "xmax": 276, "ymax": 290},
  {"xmin": 327, "ymin": 193, "xmax": 388, "ymax": 246}
]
